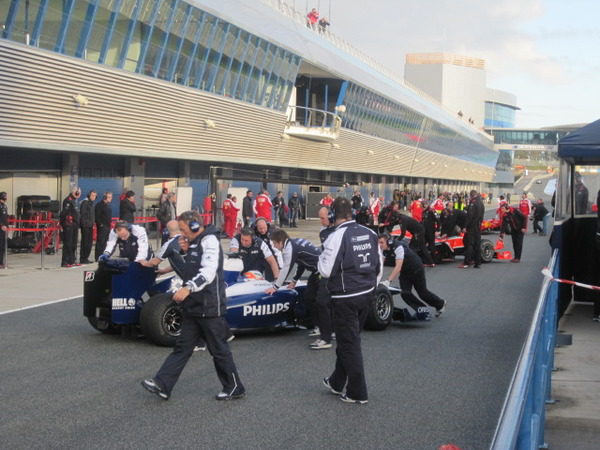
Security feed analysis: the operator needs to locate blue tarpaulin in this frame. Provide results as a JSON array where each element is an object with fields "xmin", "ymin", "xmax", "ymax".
[{"xmin": 558, "ymin": 118, "xmax": 600, "ymax": 162}]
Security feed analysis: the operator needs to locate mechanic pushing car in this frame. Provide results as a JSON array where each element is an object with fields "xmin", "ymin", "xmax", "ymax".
[
  {"xmin": 318, "ymin": 197, "xmax": 382, "ymax": 404},
  {"xmin": 98, "ymin": 220, "xmax": 152, "ymax": 263},
  {"xmin": 378, "ymin": 233, "xmax": 446, "ymax": 319},
  {"xmin": 142, "ymin": 211, "xmax": 245, "ymax": 401},
  {"xmin": 229, "ymin": 227, "xmax": 280, "ymax": 282}
]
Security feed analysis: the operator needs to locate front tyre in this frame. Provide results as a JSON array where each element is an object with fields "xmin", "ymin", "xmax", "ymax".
[
  {"xmin": 140, "ymin": 293, "xmax": 182, "ymax": 346},
  {"xmin": 364, "ymin": 287, "xmax": 394, "ymax": 331},
  {"xmin": 480, "ymin": 239, "xmax": 495, "ymax": 263}
]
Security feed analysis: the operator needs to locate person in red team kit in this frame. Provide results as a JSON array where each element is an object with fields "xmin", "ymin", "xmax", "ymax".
[
  {"xmin": 410, "ymin": 197, "xmax": 423, "ymax": 222},
  {"xmin": 254, "ymin": 190, "xmax": 273, "ymax": 222},
  {"xmin": 222, "ymin": 194, "xmax": 239, "ymax": 238},
  {"xmin": 519, "ymin": 193, "xmax": 532, "ymax": 231}
]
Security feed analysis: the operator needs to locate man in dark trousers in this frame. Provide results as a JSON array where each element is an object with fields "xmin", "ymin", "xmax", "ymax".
[
  {"xmin": 318, "ymin": 197, "xmax": 382, "ymax": 404},
  {"xmin": 499, "ymin": 204, "xmax": 526, "ymax": 263},
  {"xmin": 242, "ymin": 190, "xmax": 254, "ymax": 227},
  {"xmin": 288, "ymin": 192, "xmax": 300, "ymax": 227},
  {"xmin": 421, "ymin": 202, "xmax": 439, "ymax": 259},
  {"xmin": 79, "ymin": 190, "xmax": 97, "ymax": 264},
  {"xmin": 0, "ymin": 192, "xmax": 8, "ymax": 269},
  {"xmin": 460, "ymin": 190, "xmax": 484, "ymax": 269},
  {"xmin": 94, "ymin": 192, "xmax": 113, "ymax": 261},
  {"xmin": 397, "ymin": 213, "xmax": 434, "ymax": 267},
  {"xmin": 142, "ymin": 211, "xmax": 245, "ymax": 401},
  {"xmin": 229, "ymin": 227, "xmax": 280, "ymax": 282},
  {"xmin": 379, "ymin": 234, "xmax": 445, "ymax": 319},
  {"xmin": 531, "ymin": 199, "xmax": 549, "ymax": 235},
  {"xmin": 60, "ymin": 187, "xmax": 81, "ymax": 268},
  {"xmin": 119, "ymin": 190, "xmax": 136, "ymax": 223}
]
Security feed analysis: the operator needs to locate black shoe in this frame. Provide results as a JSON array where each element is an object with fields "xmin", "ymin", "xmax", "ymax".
[
  {"xmin": 216, "ymin": 390, "xmax": 245, "ymax": 401},
  {"xmin": 473, "ymin": 265, "xmax": 481, "ymax": 268},
  {"xmin": 141, "ymin": 379, "xmax": 169, "ymax": 400},
  {"xmin": 323, "ymin": 377, "xmax": 341, "ymax": 395},
  {"xmin": 80, "ymin": 259, "xmax": 92, "ymax": 265}
]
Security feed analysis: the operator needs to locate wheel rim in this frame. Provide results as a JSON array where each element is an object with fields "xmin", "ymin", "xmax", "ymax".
[
  {"xmin": 162, "ymin": 305, "xmax": 182, "ymax": 337},
  {"xmin": 376, "ymin": 293, "xmax": 392, "ymax": 321},
  {"xmin": 482, "ymin": 243, "xmax": 493, "ymax": 261}
]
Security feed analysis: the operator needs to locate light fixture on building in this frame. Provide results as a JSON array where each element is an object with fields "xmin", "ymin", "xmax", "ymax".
[
  {"xmin": 332, "ymin": 143, "xmax": 340, "ymax": 149},
  {"xmin": 414, "ymin": 159, "xmax": 419, "ymax": 163},
  {"xmin": 394, "ymin": 155, "xmax": 400, "ymax": 160},
  {"xmin": 72, "ymin": 94, "xmax": 89, "ymax": 107},
  {"xmin": 202, "ymin": 119, "xmax": 216, "ymax": 128},
  {"xmin": 335, "ymin": 104, "xmax": 346, "ymax": 114},
  {"xmin": 444, "ymin": 164, "xmax": 448, "ymax": 168},
  {"xmin": 367, "ymin": 149, "xmax": 374, "ymax": 155},
  {"xmin": 430, "ymin": 161, "xmax": 436, "ymax": 165},
  {"xmin": 280, "ymin": 133, "xmax": 290, "ymax": 140}
]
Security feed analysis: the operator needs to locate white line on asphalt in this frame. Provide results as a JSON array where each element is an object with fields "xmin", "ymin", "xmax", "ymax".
[{"xmin": 0, "ymin": 295, "xmax": 81, "ymax": 316}]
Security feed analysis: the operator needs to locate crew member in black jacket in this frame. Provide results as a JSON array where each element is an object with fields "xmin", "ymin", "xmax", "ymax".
[
  {"xmin": 397, "ymin": 213, "xmax": 435, "ymax": 266},
  {"xmin": 119, "ymin": 190, "xmax": 136, "ymax": 223},
  {"xmin": 60, "ymin": 187, "xmax": 81, "ymax": 267},
  {"xmin": 94, "ymin": 192, "xmax": 113, "ymax": 260},
  {"xmin": 79, "ymin": 190, "xmax": 96, "ymax": 264},
  {"xmin": 460, "ymin": 190, "xmax": 485, "ymax": 268},
  {"xmin": 142, "ymin": 211, "xmax": 245, "ymax": 401},
  {"xmin": 499, "ymin": 204, "xmax": 526, "ymax": 263},
  {"xmin": 0, "ymin": 192, "xmax": 8, "ymax": 269},
  {"xmin": 318, "ymin": 197, "xmax": 382, "ymax": 404}
]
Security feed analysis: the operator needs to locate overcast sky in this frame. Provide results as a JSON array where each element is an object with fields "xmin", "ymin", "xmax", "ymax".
[{"xmin": 290, "ymin": 0, "xmax": 599, "ymax": 128}]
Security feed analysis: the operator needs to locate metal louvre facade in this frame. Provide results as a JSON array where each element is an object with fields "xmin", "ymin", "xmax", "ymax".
[{"xmin": 1, "ymin": 0, "xmax": 301, "ymax": 112}]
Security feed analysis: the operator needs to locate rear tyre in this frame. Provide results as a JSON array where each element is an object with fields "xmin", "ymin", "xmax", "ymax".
[
  {"xmin": 364, "ymin": 287, "xmax": 394, "ymax": 331},
  {"xmin": 480, "ymin": 239, "xmax": 495, "ymax": 263},
  {"xmin": 87, "ymin": 316, "xmax": 119, "ymax": 334},
  {"xmin": 140, "ymin": 293, "xmax": 182, "ymax": 346}
]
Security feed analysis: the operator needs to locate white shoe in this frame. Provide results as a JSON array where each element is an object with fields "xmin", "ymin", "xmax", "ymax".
[
  {"xmin": 340, "ymin": 394, "xmax": 368, "ymax": 404},
  {"xmin": 193, "ymin": 345, "xmax": 206, "ymax": 352},
  {"xmin": 308, "ymin": 327, "xmax": 320, "ymax": 337},
  {"xmin": 309, "ymin": 339, "xmax": 332, "ymax": 350},
  {"xmin": 436, "ymin": 301, "xmax": 446, "ymax": 317},
  {"xmin": 226, "ymin": 334, "xmax": 235, "ymax": 342}
]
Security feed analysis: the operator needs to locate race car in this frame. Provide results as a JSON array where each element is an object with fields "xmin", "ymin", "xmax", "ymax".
[
  {"xmin": 83, "ymin": 257, "xmax": 427, "ymax": 347},
  {"xmin": 389, "ymin": 229, "xmax": 512, "ymax": 264}
]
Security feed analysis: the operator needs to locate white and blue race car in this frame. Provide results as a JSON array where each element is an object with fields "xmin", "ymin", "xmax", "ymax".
[{"xmin": 84, "ymin": 257, "xmax": 425, "ymax": 347}]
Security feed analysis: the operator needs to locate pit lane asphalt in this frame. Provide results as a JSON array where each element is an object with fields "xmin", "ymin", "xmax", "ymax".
[{"xmin": 0, "ymin": 231, "xmax": 553, "ymax": 450}]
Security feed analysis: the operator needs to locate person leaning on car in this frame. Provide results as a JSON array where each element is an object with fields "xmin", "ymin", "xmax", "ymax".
[
  {"xmin": 141, "ymin": 211, "xmax": 245, "ymax": 401},
  {"xmin": 229, "ymin": 227, "xmax": 280, "ymax": 282},
  {"xmin": 99, "ymin": 221, "xmax": 152, "ymax": 263},
  {"xmin": 318, "ymin": 196, "xmax": 382, "ymax": 404}
]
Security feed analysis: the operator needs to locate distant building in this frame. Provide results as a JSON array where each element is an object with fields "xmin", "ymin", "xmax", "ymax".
[{"xmin": 484, "ymin": 89, "xmax": 520, "ymax": 129}]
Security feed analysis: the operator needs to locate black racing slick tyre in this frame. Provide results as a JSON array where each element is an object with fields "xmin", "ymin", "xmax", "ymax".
[
  {"xmin": 480, "ymin": 239, "xmax": 495, "ymax": 263},
  {"xmin": 87, "ymin": 317, "xmax": 119, "ymax": 334},
  {"xmin": 364, "ymin": 287, "xmax": 394, "ymax": 331},
  {"xmin": 140, "ymin": 293, "xmax": 182, "ymax": 347}
]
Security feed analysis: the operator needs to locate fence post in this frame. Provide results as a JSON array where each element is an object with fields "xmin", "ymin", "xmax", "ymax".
[
  {"xmin": 3, "ymin": 227, "xmax": 7, "ymax": 269},
  {"xmin": 40, "ymin": 227, "xmax": 45, "ymax": 270}
]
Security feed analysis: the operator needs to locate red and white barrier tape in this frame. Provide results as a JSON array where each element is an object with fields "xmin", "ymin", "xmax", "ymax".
[{"xmin": 541, "ymin": 267, "xmax": 600, "ymax": 291}]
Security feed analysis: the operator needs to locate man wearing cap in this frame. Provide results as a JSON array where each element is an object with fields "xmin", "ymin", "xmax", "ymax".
[
  {"xmin": 0, "ymin": 192, "xmax": 8, "ymax": 269},
  {"xmin": 99, "ymin": 221, "xmax": 152, "ymax": 263}
]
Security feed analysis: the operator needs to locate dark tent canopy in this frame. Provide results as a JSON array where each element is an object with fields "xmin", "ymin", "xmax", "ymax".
[{"xmin": 558, "ymin": 118, "xmax": 600, "ymax": 163}]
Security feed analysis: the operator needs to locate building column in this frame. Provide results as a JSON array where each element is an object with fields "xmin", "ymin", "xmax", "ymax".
[
  {"xmin": 124, "ymin": 157, "xmax": 145, "ymax": 215},
  {"xmin": 61, "ymin": 153, "xmax": 79, "ymax": 201}
]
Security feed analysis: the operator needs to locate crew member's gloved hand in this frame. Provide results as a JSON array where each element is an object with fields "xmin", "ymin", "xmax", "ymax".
[
  {"xmin": 98, "ymin": 254, "xmax": 109, "ymax": 263},
  {"xmin": 381, "ymin": 280, "xmax": 390, "ymax": 288}
]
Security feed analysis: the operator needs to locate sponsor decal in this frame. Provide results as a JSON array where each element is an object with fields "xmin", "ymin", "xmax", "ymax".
[
  {"xmin": 352, "ymin": 235, "xmax": 370, "ymax": 242},
  {"xmin": 84, "ymin": 271, "xmax": 95, "ymax": 282},
  {"xmin": 112, "ymin": 298, "xmax": 136, "ymax": 310},
  {"xmin": 352, "ymin": 243, "xmax": 372, "ymax": 251},
  {"xmin": 243, "ymin": 302, "xmax": 290, "ymax": 316}
]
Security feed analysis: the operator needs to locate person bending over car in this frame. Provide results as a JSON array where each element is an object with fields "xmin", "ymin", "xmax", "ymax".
[
  {"xmin": 99, "ymin": 221, "xmax": 152, "ymax": 263},
  {"xmin": 229, "ymin": 227, "xmax": 280, "ymax": 282},
  {"xmin": 378, "ymin": 233, "xmax": 446, "ymax": 319}
]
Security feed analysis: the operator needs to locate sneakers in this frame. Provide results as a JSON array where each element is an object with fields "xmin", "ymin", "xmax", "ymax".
[
  {"xmin": 308, "ymin": 327, "xmax": 320, "ymax": 337},
  {"xmin": 339, "ymin": 394, "xmax": 368, "ymax": 404},
  {"xmin": 322, "ymin": 377, "xmax": 341, "ymax": 395},
  {"xmin": 511, "ymin": 259, "xmax": 520, "ymax": 263},
  {"xmin": 226, "ymin": 334, "xmax": 235, "ymax": 343},
  {"xmin": 424, "ymin": 264, "xmax": 435, "ymax": 268},
  {"xmin": 309, "ymin": 339, "xmax": 332, "ymax": 350},
  {"xmin": 436, "ymin": 300, "xmax": 446, "ymax": 317},
  {"xmin": 193, "ymin": 345, "xmax": 206, "ymax": 352},
  {"xmin": 457, "ymin": 264, "xmax": 469, "ymax": 269},
  {"xmin": 593, "ymin": 315, "xmax": 600, "ymax": 322},
  {"xmin": 141, "ymin": 379, "xmax": 169, "ymax": 400},
  {"xmin": 215, "ymin": 390, "xmax": 245, "ymax": 401}
]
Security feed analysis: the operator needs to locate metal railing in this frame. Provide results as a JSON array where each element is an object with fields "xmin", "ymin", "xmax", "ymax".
[
  {"xmin": 490, "ymin": 250, "xmax": 559, "ymax": 450},
  {"xmin": 284, "ymin": 105, "xmax": 342, "ymax": 138}
]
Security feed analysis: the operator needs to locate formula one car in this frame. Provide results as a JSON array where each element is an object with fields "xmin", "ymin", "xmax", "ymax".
[
  {"xmin": 389, "ymin": 230, "xmax": 512, "ymax": 264},
  {"xmin": 83, "ymin": 257, "xmax": 425, "ymax": 347}
]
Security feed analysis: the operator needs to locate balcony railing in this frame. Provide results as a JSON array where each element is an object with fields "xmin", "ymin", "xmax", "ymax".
[{"xmin": 284, "ymin": 106, "xmax": 342, "ymax": 142}]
